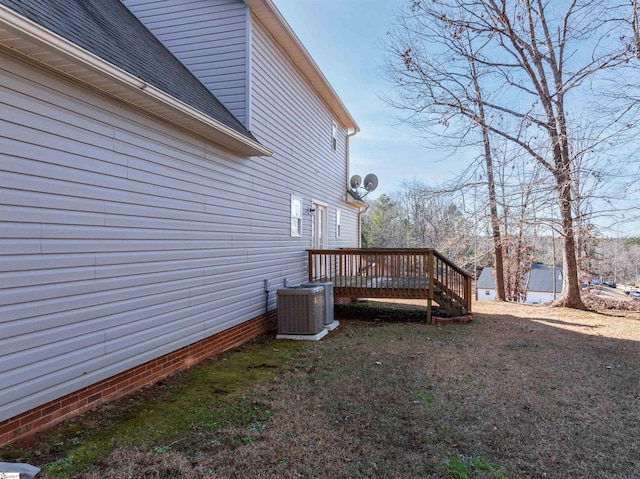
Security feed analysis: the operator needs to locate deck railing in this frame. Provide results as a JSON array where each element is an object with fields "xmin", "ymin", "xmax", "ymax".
[{"xmin": 307, "ymin": 248, "xmax": 472, "ymax": 314}]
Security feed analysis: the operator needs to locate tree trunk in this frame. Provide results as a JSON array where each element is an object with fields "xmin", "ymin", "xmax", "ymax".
[
  {"xmin": 487, "ymin": 156, "xmax": 506, "ymax": 301},
  {"xmin": 472, "ymin": 61, "xmax": 506, "ymax": 301},
  {"xmin": 555, "ymin": 177, "xmax": 588, "ymax": 309},
  {"xmin": 532, "ymin": 0, "xmax": 587, "ymax": 310},
  {"xmin": 633, "ymin": 0, "xmax": 640, "ymax": 63}
]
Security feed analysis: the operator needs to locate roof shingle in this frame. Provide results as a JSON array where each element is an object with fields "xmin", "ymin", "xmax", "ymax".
[
  {"xmin": 477, "ymin": 264, "xmax": 562, "ymax": 293},
  {"xmin": 1, "ymin": 0, "xmax": 257, "ymax": 142}
]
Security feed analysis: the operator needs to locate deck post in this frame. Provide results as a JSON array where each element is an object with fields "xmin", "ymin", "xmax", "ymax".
[
  {"xmin": 308, "ymin": 248, "xmax": 471, "ymax": 321},
  {"xmin": 427, "ymin": 250, "xmax": 434, "ymax": 324}
]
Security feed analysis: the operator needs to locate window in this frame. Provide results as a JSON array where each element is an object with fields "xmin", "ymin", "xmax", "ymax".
[
  {"xmin": 291, "ymin": 195, "xmax": 302, "ymax": 237},
  {"xmin": 331, "ymin": 121, "xmax": 338, "ymax": 151},
  {"xmin": 485, "ymin": 290, "xmax": 490, "ymax": 296},
  {"xmin": 336, "ymin": 209, "xmax": 341, "ymax": 239}
]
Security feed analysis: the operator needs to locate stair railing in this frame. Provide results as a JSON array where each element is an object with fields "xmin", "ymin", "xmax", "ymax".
[{"xmin": 307, "ymin": 248, "xmax": 472, "ymax": 315}]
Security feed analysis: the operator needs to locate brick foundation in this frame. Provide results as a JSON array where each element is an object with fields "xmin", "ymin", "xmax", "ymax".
[
  {"xmin": 432, "ymin": 312, "xmax": 474, "ymax": 326},
  {"xmin": 0, "ymin": 310, "xmax": 277, "ymax": 447}
]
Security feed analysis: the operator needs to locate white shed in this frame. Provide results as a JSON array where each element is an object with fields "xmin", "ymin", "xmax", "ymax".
[{"xmin": 477, "ymin": 264, "xmax": 562, "ymax": 303}]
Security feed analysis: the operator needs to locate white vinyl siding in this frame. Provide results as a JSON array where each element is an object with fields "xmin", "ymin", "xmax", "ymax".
[
  {"xmin": 122, "ymin": 0, "xmax": 250, "ymax": 127},
  {"xmin": 249, "ymin": 14, "xmax": 359, "ymax": 267},
  {"xmin": 524, "ymin": 292, "xmax": 555, "ymax": 304},
  {"xmin": 1, "ymin": 3, "xmax": 361, "ymax": 424},
  {"xmin": 1, "ymin": 52, "xmax": 309, "ymax": 421},
  {"xmin": 478, "ymin": 289, "xmax": 496, "ymax": 301}
]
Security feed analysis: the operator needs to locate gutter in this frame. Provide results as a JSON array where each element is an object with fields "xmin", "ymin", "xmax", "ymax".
[
  {"xmin": 0, "ymin": 5, "xmax": 272, "ymax": 158},
  {"xmin": 344, "ymin": 127, "xmax": 368, "ymax": 247}
]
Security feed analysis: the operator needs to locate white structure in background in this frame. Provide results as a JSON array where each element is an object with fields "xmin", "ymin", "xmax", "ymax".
[{"xmin": 477, "ymin": 263, "xmax": 562, "ymax": 304}]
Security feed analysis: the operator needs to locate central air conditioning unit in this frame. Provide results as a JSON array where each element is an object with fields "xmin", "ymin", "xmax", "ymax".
[
  {"xmin": 301, "ymin": 281, "xmax": 337, "ymax": 329},
  {"xmin": 277, "ymin": 286, "xmax": 327, "ymax": 340}
]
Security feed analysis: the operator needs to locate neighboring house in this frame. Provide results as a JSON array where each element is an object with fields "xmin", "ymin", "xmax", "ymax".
[
  {"xmin": 477, "ymin": 264, "xmax": 563, "ymax": 304},
  {"xmin": 0, "ymin": 0, "xmax": 362, "ymax": 445}
]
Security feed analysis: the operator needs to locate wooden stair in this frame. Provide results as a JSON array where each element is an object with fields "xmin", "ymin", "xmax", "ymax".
[{"xmin": 307, "ymin": 248, "xmax": 473, "ymax": 325}]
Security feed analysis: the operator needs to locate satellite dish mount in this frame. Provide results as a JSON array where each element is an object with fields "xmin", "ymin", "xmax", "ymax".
[{"xmin": 348, "ymin": 173, "xmax": 378, "ymax": 201}]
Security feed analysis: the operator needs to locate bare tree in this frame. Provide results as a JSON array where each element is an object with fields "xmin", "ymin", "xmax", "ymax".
[
  {"xmin": 397, "ymin": 180, "xmax": 475, "ymax": 264},
  {"xmin": 384, "ymin": 0, "xmax": 629, "ymax": 309},
  {"xmin": 633, "ymin": 0, "xmax": 640, "ymax": 62},
  {"xmin": 384, "ymin": 2, "xmax": 509, "ymax": 299}
]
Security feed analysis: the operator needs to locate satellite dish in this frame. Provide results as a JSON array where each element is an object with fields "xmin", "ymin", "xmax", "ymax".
[
  {"xmin": 349, "ymin": 175, "xmax": 362, "ymax": 190},
  {"xmin": 363, "ymin": 173, "xmax": 378, "ymax": 192}
]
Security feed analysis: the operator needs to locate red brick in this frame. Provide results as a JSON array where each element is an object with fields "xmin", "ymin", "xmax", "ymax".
[
  {"xmin": 12, "ymin": 424, "xmax": 32, "ymax": 439},
  {"xmin": 43, "ymin": 402, "xmax": 62, "ymax": 415},
  {"xmin": 19, "ymin": 410, "xmax": 42, "ymax": 427},
  {"xmin": 1, "ymin": 312, "xmax": 274, "ymax": 446},
  {"xmin": 77, "ymin": 389, "xmax": 95, "ymax": 402},
  {"xmin": 0, "ymin": 419, "xmax": 19, "ymax": 438},
  {"xmin": 31, "ymin": 414, "xmax": 54, "ymax": 431},
  {"xmin": 52, "ymin": 406, "xmax": 72, "ymax": 421},
  {"xmin": 60, "ymin": 395, "xmax": 79, "ymax": 409}
]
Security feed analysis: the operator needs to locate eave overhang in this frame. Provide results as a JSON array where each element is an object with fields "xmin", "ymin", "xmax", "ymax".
[
  {"xmin": 344, "ymin": 190, "xmax": 368, "ymax": 209},
  {"xmin": 0, "ymin": 5, "xmax": 273, "ymax": 158},
  {"xmin": 245, "ymin": 0, "xmax": 359, "ymax": 134}
]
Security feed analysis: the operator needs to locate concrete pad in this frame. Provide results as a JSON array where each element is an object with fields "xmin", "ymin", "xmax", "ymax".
[
  {"xmin": 276, "ymin": 329, "xmax": 329, "ymax": 341},
  {"xmin": 325, "ymin": 320, "xmax": 340, "ymax": 331}
]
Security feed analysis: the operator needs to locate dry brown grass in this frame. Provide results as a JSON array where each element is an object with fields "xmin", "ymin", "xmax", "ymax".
[{"xmin": 5, "ymin": 300, "xmax": 640, "ymax": 478}]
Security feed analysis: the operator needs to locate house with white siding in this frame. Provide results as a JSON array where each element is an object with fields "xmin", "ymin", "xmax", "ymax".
[
  {"xmin": 0, "ymin": 0, "xmax": 363, "ymax": 445},
  {"xmin": 477, "ymin": 264, "xmax": 562, "ymax": 304}
]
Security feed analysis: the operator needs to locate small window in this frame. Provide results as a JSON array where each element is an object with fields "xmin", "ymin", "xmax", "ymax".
[
  {"xmin": 331, "ymin": 121, "xmax": 338, "ymax": 151},
  {"xmin": 336, "ymin": 209, "xmax": 341, "ymax": 239},
  {"xmin": 291, "ymin": 195, "xmax": 302, "ymax": 237},
  {"xmin": 485, "ymin": 290, "xmax": 490, "ymax": 296}
]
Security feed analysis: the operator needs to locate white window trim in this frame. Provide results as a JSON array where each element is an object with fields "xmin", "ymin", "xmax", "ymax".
[
  {"xmin": 291, "ymin": 194, "xmax": 302, "ymax": 237},
  {"xmin": 336, "ymin": 209, "xmax": 342, "ymax": 239},
  {"xmin": 331, "ymin": 121, "xmax": 338, "ymax": 151}
]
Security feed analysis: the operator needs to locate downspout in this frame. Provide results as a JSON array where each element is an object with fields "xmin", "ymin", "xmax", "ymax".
[{"xmin": 345, "ymin": 128, "xmax": 365, "ymax": 247}]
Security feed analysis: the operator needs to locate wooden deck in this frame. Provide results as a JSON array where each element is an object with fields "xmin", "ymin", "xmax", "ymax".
[{"xmin": 308, "ymin": 248, "xmax": 472, "ymax": 322}]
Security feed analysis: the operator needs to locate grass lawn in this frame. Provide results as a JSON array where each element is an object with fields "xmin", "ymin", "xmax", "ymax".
[{"xmin": 2, "ymin": 300, "xmax": 639, "ymax": 478}]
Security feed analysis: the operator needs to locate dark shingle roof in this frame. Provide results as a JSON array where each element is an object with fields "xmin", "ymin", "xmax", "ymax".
[
  {"xmin": 476, "ymin": 267, "xmax": 495, "ymax": 290},
  {"xmin": 477, "ymin": 264, "xmax": 562, "ymax": 293},
  {"xmin": 1, "ymin": 0, "xmax": 256, "ymax": 141},
  {"xmin": 526, "ymin": 264, "xmax": 562, "ymax": 293}
]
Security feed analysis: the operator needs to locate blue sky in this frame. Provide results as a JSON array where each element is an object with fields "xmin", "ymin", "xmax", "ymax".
[
  {"xmin": 270, "ymin": 1, "xmax": 639, "ymax": 236},
  {"xmin": 272, "ymin": 0, "xmax": 471, "ymax": 199}
]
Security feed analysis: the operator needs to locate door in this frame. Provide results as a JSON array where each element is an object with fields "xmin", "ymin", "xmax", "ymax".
[
  {"xmin": 311, "ymin": 202, "xmax": 328, "ymax": 279},
  {"xmin": 311, "ymin": 202, "xmax": 328, "ymax": 250}
]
